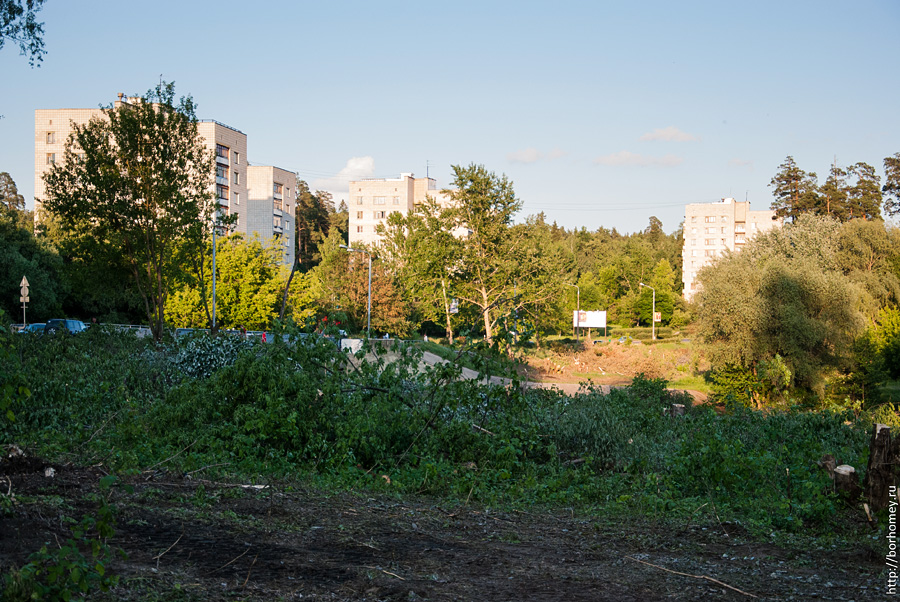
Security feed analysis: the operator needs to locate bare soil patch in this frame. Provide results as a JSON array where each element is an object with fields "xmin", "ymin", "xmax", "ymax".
[{"xmin": 0, "ymin": 457, "xmax": 883, "ymax": 601}]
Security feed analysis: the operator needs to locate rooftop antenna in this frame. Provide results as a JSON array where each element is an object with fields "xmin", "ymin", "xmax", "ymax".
[{"xmin": 426, "ymin": 160, "xmax": 431, "ymax": 179}]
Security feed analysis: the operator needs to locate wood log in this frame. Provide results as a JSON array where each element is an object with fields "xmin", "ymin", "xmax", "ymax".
[{"xmin": 864, "ymin": 424, "xmax": 896, "ymax": 512}]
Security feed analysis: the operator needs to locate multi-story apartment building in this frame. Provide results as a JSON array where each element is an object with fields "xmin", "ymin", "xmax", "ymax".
[
  {"xmin": 348, "ymin": 173, "xmax": 454, "ymax": 246},
  {"xmin": 34, "ymin": 93, "xmax": 294, "ymax": 266},
  {"xmin": 247, "ymin": 166, "xmax": 296, "ymax": 267},
  {"xmin": 682, "ymin": 198, "xmax": 781, "ymax": 300}
]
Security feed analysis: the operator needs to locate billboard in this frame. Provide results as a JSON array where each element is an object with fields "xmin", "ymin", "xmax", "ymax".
[{"xmin": 573, "ymin": 310, "xmax": 606, "ymax": 328}]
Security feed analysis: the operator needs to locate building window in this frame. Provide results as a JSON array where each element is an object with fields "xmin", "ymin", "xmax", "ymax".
[
  {"xmin": 752, "ymin": 223, "xmax": 758, "ymax": 230},
  {"xmin": 721, "ymin": 216, "xmax": 728, "ymax": 222},
  {"xmin": 233, "ymin": 151, "xmax": 240, "ymax": 164},
  {"xmin": 357, "ymin": 225, "xmax": 363, "ymax": 233},
  {"xmin": 274, "ymin": 216, "xmax": 282, "ymax": 228},
  {"xmin": 706, "ymin": 227, "xmax": 715, "ymax": 234},
  {"xmin": 721, "ymin": 227, "xmax": 727, "ymax": 234},
  {"xmin": 356, "ymin": 211, "xmax": 363, "ymax": 219},
  {"xmin": 691, "ymin": 216, "xmax": 697, "ymax": 223},
  {"xmin": 233, "ymin": 171, "xmax": 240, "ymax": 185},
  {"xmin": 705, "ymin": 239, "xmax": 714, "ymax": 246},
  {"xmin": 46, "ymin": 153, "xmax": 56, "ymax": 164},
  {"xmin": 392, "ymin": 196, "xmax": 400, "ymax": 205},
  {"xmin": 374, "ymin": 196, "xmax": 386, "ymax": 205},
  {"xmin": 691, "ymin": 250, "xmax": 697, "ymax": 257},
  {"xmin": 705, "ymin": 216, "xmax": 716, "ymax": 223},
  {"xmin": 691, "ymin": 238, "xmax": 697, "ymax": 246},
  {"xmin": 274, "ymin": 182, "xmax": 283, "ymax": 196},
  {"xmin": 690, "ymin": 228, "xmax": 697, "ymax": 234},
  {"xmin": 233, "ymin": 192, "xmax": 240, "ymax": 205},
  {"xmin": 374, "ymin": 211, "xmax": 386, "ymax": 219},
  {"xmin": 216, "ymin": 164, "xmax": 228, "ymax": 180},
  {"xmin": 356, "ymin": 196, "xmax": 363, "ymax": 205},
  {"xmin": 217, "ymin": 184, "xmax": 229, "ymax": 200},
  {"xmin": 705, "ymin": 249, "xmax": 715, "ymax": 257},
  {"xmin": 216, "ymin": 144, "xmax": 229, "ymax": 160},
  {"xmin": 46, "ymin": 132, "xmax": 55, "ymax": 144}
]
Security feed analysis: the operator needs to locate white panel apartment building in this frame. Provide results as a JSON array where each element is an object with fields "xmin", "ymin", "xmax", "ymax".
[
  {"xmin": 34, "ymin": 94, "xmax": 294, "ymax": 266},
  {"xmin": 247, "ymin": 166, "xmax": 296, "ymax": 266},
  {"xmin": 349, "ymin": 173, "xmax": 454, "ymax": 246},
  {"xmin": 682, "ymin": 198, "xmax": 780, "ymax": 300}
]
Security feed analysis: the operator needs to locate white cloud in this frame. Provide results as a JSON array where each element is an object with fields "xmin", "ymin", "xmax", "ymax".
[
  {"xmin": 546, "ymin": 147, "xmax": 567, "ymax": 160},
  {"xmin": 507, "ymin": 147, "xmax": 567, "ymax": 164},
  {"xmin": 593, "ymin": 151, "xmax": 683, "ymax": 167},
  {"xmin": 312, "ymin": 156, "xmax": 376, "ymax": 192},
  {"xmin": 507, "ymin": 147, "xmax": 542, "ymax": 164},
  {"xmin": 639, "ymin": 126, "xmax": 699, "ymax": 142}
]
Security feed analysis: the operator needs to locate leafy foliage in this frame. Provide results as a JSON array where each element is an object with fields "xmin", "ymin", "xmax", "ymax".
[{"xmin": 42, "ymin": 81, "xmax": 215, "ymax": 341}]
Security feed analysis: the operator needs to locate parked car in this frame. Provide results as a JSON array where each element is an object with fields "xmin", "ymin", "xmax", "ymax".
[
  {"xmin": 44, "ymin": 319, "xmax": 87, "ymax": 335},
  {"xmin": 23, "ymin": 323, "xmax": 45, "ymax": 334}
]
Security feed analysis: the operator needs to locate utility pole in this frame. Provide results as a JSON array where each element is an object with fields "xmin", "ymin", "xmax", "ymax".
[{"xmin": 639, "ymin": 282, "xmax": 656, "ymax": 341}]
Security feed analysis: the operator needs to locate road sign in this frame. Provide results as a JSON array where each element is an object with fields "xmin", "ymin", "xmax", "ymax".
[
  {"xmin": 20, "ymin": 276, "xmax": 29, "ymax": 297},
  {"xmin": 653, "ymin": 312, "xmax": 662, "ymax": 322},
  {"xmin": 20, "ymin": 296, "xmax": 29, "ymax": 303}
]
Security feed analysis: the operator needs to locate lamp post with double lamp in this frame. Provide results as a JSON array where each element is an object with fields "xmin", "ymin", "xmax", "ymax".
[
  {"xmin": 340, "ymin": 245, "xmax": 372, "ymax": 339},
  {"xmin": 568, "ymin": 283, "xmax": 580, "ymax": 340},
  {"xmin": 639, "ymin": 282, "xmax": 656, "ymax": 341}
]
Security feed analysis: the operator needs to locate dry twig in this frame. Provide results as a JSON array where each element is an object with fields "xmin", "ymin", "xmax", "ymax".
[
  {"xmin": 143, "ymin": 439, "xmax": 198, "ymax": 477},
  {"xmin": 153, "ymin": 531, "xmax": 184, "ymax": 568},
  {"xmin": 207, "ymin": 545, "xmax": 251, "ymax": 575},
  {"xmin": 625, "ymin": 556, "xmax": 758, "ymax": 598}
]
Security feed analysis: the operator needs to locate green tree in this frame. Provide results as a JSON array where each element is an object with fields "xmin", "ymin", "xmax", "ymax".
[
  {"xmin": 294, "ymin": 179, "xmax": 333, "ymax": 270},
  {"xmin": 0, "ymin": 172, "xmax": 32, "ymax": 231},
  {"xmin": 0, "ymin": 0, "xmax": 44, "ymax": 66},
  {"xmin": 0, "ymin": 210, "xmax": 64, "ymax": 322},
  {"xmin": 883, "ymin": 153, "xmax": 900, "ymax": 216},
  {"xmin": 769, "ymin": 156, "xmax": 820, "ymax": 221},
  {"xmin": 820, "ymin": 163, "xmax": 847, "ymax": 218},
  {"xmin": 844, "ymin": 161, "xmax": 882, "ymax": 220},
  {"xmin": 42, "ymin": 82, "xmax": 215, "ymax": 341},
  {"xmin": 166, "ymin": 234, "xmax": 283, "ymax": 330},
  {"xmin": 697, "ymin": 215, "xmax": 865, "ymax": 401}
]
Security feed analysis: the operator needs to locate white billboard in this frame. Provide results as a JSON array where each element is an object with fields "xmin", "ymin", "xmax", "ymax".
[{"xmin": 573, "ymin": 310, "xmax": 606, "ymax": 328}]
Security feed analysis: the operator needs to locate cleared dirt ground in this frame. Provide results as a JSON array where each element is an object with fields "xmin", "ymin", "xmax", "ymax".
[{"xmin": 0, "ymin": 455, "xmax": 885, "ymax": 601}]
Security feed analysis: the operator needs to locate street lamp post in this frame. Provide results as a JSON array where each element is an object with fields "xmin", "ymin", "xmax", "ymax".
[
  {"xmin": 340, "ymin": 245, "xmax": 372, "ymax": 339},
  {"xmin": 568, "ymin": 283, "xmax": 580, "ymax": 340},
  {"xmin": 639, "ymin": 282, "xmax": 656, "ymax": 341}
]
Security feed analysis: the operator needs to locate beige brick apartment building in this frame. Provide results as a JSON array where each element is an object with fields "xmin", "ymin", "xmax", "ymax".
[
  {"xmin": 34, "ymin": 93, "xmax": 294, "ymax": 266},
  {"xmin": 682, "ymin": 197, "xmax": 780, "ymax": 299},
  {"xmin": 348, "ymin": 173, "xmax": 455, "ymax": 246}
]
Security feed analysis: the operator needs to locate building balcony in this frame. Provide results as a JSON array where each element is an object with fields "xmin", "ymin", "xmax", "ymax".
[
  {"xmin": 215, "ymin": 155, "xmax": 229, "ymax": 166},
  {"xmin": 274, "ymin": 200, "xmax": 284, "ymax": 213},
  {"xmin": 216, "ymin": 176, "xmax": 229, "ymax": 186},
  {"xmin": 217, "ymin": 196, "xmax": 228, "ymax": 207},
  {"xmin": 274, "ymin": 192, "xmax": 283, "ymax": 201},
  {"xmin": 273, "ymin": 224, "xmax": 283, "ymax": 234}
]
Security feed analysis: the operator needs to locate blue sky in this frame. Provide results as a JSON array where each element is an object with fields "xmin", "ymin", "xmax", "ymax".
[{"xmin": 2, "ymin": 0, "xmax": 898, "ymax": 234}]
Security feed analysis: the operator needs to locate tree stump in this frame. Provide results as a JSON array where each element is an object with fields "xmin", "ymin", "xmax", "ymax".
[
  {"xmin": 834, "ymin": 465, "xmax": 861, "ymax": 499},
  {"xmin": 864, "ymin": 424, "xmax": 897, "ymax": 512}
]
